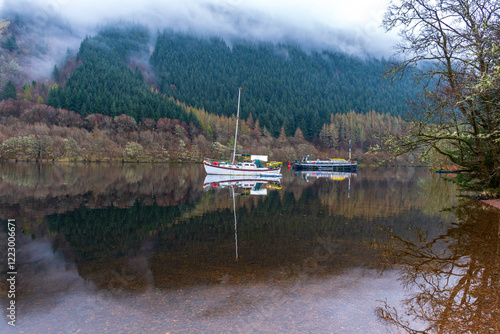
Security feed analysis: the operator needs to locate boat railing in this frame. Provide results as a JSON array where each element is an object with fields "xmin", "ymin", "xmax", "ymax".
[{"xmin": 204, "ymin": 158, "xmax": 236, "ymax": 164}]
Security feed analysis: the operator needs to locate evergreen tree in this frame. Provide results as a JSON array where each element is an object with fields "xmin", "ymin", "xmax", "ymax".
[
  {"xmin": 52, "ymin": 65, "xmax": 60, "ymax": 83},
  {"xmin": 1, "ymin": 80, "xmax": 17, "ymax": 100},
  {"xmin": 4, "ymin": 33, "xmax": 18, "ymax": 52}
]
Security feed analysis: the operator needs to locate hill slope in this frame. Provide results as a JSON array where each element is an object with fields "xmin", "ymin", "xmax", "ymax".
[
  {"xmin": 0, "ymin": 19, "xmax": 417, "ymax": 141},
  {"xmin": 47, "ymin": 25, "xmax": 196, "ymax": 125},
  {"xmin": 150, "ymin": 31, "xmax": 418, "ymax": 138}
]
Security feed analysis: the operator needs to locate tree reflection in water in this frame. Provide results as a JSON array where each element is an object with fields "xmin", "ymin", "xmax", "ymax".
[{"xmin": 375, "ymin": 200, "xmax": 500, "ymax": 333}]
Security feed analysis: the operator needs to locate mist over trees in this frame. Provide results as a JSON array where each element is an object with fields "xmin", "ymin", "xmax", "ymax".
[
  {"xmin": 150, "ymin": 31, "xmax": 418, "ymax": 139},
  {"xmin": 42, "ymin": 25, "xmax": 416, "ymax": 142},
  {"xmin": 46, "ymin": 25, "xmax": 195, "ymax": 125},
  {"xmin": 0, "ymin": 17, "xmax": 414, "ymax": 164}
]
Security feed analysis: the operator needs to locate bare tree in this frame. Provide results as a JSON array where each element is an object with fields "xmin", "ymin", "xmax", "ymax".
[
  {"xmin": 382, "ymin": 0, "xmax": 500, "ymax": 191},
  {"xmin": 375, "ymin": 201, "xmax": 500, "ymax": 333}
]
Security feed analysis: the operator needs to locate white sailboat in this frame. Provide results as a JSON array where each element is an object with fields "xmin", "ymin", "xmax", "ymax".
[{"xmin": 203, "ymin": 88, "xmax": 282, "ymax": 176}]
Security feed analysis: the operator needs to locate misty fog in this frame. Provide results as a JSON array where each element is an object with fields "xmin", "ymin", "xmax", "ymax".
[{"xmin": 0, "ymin": 0, "xmax": 397, "ymax": 77}]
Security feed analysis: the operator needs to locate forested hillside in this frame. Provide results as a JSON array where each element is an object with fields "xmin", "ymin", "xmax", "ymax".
[
  {"xmin": 0, "ymin": 20, "xmax": 420, "ymax": 163},
  {"xmin": 1, "ymin": 19, "xmax": 418, "ymax": 142},
  {"xmin": 47, "ymin": 25, "xmax": 198, "ymax": 125},
  {"xmin": 150, "ymin": 31, "xmax": 418, "ymax": 138}
]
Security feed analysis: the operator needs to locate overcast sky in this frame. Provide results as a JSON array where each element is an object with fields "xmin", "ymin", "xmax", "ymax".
[{"xmin": 0, "ymin": 0, "xmax": 397, "ymax": 56}]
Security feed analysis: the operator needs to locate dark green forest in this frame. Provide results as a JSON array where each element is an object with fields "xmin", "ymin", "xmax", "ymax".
[
  {"xmin": 0, "ymin": 19, "xmax": 422, "ymax": 162},
  {"xmin": 47, "ymin": 25, "xmax": 197, "ymax": 125},
  {"xmin": 44, "ymin": 25, "xmax": 418, "ymax": 140},
  {"xmin": 150, "ymin": 31, "xmax": 419, "ymax": 138}
]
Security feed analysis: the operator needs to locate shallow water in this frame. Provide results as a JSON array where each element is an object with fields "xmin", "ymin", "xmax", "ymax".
[{"xmin": 0, "ymin": 162, "xmax": 498, "ymax": 333}]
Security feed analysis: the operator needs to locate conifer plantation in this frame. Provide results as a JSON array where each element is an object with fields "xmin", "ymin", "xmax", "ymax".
[{"xmin": 0, "ymin": 21, "xmax": 414, "ymax": 163}]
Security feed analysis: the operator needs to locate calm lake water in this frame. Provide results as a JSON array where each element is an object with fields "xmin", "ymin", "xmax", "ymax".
[{"xmin": 0, "ymin": 162, "xmax": 499, "ymax": 333}]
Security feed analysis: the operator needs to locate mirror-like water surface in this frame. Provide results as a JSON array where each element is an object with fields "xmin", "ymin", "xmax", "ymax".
[{"xmin": 0, "ymin": 162, "xmax": 498, "ymax": 333}]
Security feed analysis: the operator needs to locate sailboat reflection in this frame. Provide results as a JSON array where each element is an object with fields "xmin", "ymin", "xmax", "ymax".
[
  {"xmin": 203, "ymin": 174, "xmax": 282, "ymax": 196},
  {"xmin": 203, "ymin": 175, "xmax": 282, "ymax": 261}
]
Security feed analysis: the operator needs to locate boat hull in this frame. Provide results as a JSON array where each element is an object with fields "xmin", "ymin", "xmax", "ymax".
[{"xmin": 204, "ymin": 162, "xmax": 281, "ymax": 176}]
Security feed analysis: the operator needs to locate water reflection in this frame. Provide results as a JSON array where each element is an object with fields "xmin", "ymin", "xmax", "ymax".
[
  {"xmin": 0, "ymin": 162, "xmax": 481, "ymax": 333},
  {"xmin": 203, "ymin": 174, "xmax": 282, "ymax": 196},
  {"xmin": 375, "ymin": 200, "xmax": 500, "ymax": 333},
  {"xmin": 295, "ymin": 171, "xmax": 355, "ymax": 198},
  {"xmin": 0, "ymin": 161, "xmax": 205, "ymax": 219},
  {"xmin": 0, "ymin": 162, "xmax": 456, "ymax": 221},
  {"xmin": 203, "ymin": 174, "xmax": 284, "ymax": 261},
  {"xmin": 295, "ymin": 170, "xmax": 356, "ymax": 182}
]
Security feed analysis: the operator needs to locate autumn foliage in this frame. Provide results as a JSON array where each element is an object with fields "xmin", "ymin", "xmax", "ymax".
[{"xmin": 0, "ymin": 98, "xmax": 405, "ymax": 163}]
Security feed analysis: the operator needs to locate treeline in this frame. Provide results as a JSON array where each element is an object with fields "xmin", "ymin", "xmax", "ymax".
[
  {"xmin": 40, "ymin": 26, "xmax": 417, "ymax": 142},
  {"xmin": 0, "ymin": 23, "xmax": 415, "ymax": 162},
  {"xmin": 0, "ymin": 98, "xmax": 405, "ymax": 162},
  {"xmin": 318, "ymin": 110, "xmax": 404, "ymax": 152},
  {"xmin": 150, "ymin": 31, "xmax": 418, "ymax": 139},
  {"xmin": 0, "ymin": 98, "xmax": 203, "ymax": 162}
]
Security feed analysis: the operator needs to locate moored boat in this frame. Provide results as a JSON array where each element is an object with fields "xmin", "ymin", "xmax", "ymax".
[
  {"xmin": 204, "ymin": 88, "xmax": 282, "ymax": 176},
  {"xmin": 294, "ymin": 140, "xmax": 357, "ymax": 171},
  {"xmin": 203, "ymin": 155, "xmax": 281, "ymax": 176},
  {"xmin": 293, "ymin": 156, "xmax": 357, "ymax": 171}
]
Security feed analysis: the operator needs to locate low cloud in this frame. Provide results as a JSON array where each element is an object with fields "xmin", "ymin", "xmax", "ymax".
[
  {"xmin": 0, "ymin": 0, "xmax": 398, "ymax": 82},
  {"xmin": 1, "ymin": 0, "xmax": 397, "ymax": 57}
]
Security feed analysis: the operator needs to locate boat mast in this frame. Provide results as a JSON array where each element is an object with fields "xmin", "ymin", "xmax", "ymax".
[{"xmin": 232, "ymin": 87, "xmax": 242, "ymax": 162}]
